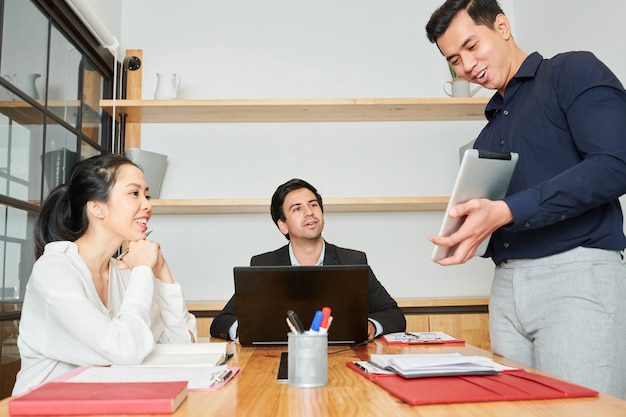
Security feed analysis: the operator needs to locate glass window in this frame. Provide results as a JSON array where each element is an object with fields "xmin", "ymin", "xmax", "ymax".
[
  {"xmin": 0, "ymin": 0, "xmax": 48, "ymax": 102},
  {"xmin": 48, "ymin": 26, "xmax": 83, "ymax": 127},
  {"xmin": 80, "ymin": 139, "xmax": 101, "ymax": 161},
  {"xmin": 0, "ymin": 0, "xmax": 112, "ymax": 308},
  {"xmin": 81, "ymin": 59, "xmax": 104, "ymax": 143},
  {"xmin": 0, "ymin": 94, "xmax": 44, "ymax": 202},
  {"xmin": 43, "ymin": 125, "xmax": 78, "ymax": 197},
  {"xmin": 0, "ymin": 0, "xmax": 114, "ymax": 397},
  {"xmin": 0, "ymin": 115, "xmax": 6, "ymax": 196},
  {"xmin": 0, "ymin": 204, "xmax": 35, "ymax": 301}
]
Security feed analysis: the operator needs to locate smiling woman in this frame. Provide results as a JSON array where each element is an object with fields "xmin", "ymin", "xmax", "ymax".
[{"xmin": 11, "ymin": 154, "xmax": 197, "ymax": 397}]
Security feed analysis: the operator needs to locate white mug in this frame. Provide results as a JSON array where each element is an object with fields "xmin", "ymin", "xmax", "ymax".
[{"xmin": 443, "ymin": 78, "xmax": 481, "ymax": 98}]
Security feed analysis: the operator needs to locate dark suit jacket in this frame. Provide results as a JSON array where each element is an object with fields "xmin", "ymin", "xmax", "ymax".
[{"xmin": 210, "ymin": 242, "xmax": 406, "ymax": 340}]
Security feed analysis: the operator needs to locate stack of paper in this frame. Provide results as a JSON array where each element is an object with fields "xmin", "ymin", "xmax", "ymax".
[
  {"xmin": 55, "ymin": 343, "xmax": 237, "ymax": 391},
  {"xmin": 369, "ymin": 353, "xmax": 515, "ymax": 378},
  {"xmin": 138, "ymin": 342, "xmax": 228, "ymax": 367},
  {"xmin": 64, "ymin": 365, "xmax": 235, "ymax": 391}
]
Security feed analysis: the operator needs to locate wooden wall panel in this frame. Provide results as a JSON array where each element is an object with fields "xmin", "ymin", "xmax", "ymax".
[
  {"xmin": 196, "ymin": 317, "xmax": 213, "ymax": 338},
  {"xmin": 428, "ymin": 313, "xmax": 491, "ymax": 351},
  {"xmin": 404, "ymin": 315, "xmax": 430, "ymax": 332}
]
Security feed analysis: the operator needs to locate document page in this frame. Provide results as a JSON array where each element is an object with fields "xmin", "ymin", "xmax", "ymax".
[
  {"xmin": 64, "ymin": 365, "xmax": 232, "ymax": 390},
  {"xmin": 369, "ymin": 353, "xmax": 516, "ymax": 378},
  {"xmin": 382, "ymin": 331, "xmax": 464, "ymax": 344},
  {"xmin": 138, "ymin": 342, "xmax": 227, "ymax": 367}
]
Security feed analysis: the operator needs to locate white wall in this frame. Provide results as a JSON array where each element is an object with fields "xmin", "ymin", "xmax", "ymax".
[
  {"xmin": 80, "ymin": 0, "xmax": 122, "ymax": 60},
  {"xmin": 513, "ymin": 0, "xmax": 626, "ymax": 84},
  {"xmin": 101, "ymin": 0, "xmax": 625, "ymax": 302}
]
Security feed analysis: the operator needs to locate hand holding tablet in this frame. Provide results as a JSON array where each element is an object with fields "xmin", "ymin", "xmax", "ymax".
[{"xmin": 431, "ymin": 149, "xmax": 519, "ymax": 261}]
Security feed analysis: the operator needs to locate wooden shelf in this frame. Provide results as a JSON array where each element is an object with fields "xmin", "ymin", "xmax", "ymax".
[
  {"xmin": 0, "ymin": 100, "xmax": 99, "ymax": 125},
  {"xmin": 0, "ymin": 101, "xmax": 44, "ymax": 124},
  {"xmin": 99, "ymin": 87, "xmax": 477, "ymax": 215},
  {"xmin": 151, "ymin": 196, "xmax": 449, "ymax": 215},
  {"xmin": 100, "ymin": 97, "xmax": 488, "ymax": 123}
]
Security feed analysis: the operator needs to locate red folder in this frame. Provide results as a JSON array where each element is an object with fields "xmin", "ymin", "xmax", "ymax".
[
  {"xmin": 347, "ymin": 362, "xmax": 598, "ymax": 405},
  {"xmin": 9, "ymin": 381, "xmax": 188, "ymax": 415}
]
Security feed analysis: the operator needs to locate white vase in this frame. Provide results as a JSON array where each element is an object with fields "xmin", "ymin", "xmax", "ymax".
[
  {"xmin": 125, "ymin": 148, "xmax": 168, "ymax": 198},
  {"xmin": 3, "ymin": 73, "xmax": 41, "ymax": 99},
  {"xmin": 154, "ymin": 73, "xmax": 180, "ymax": 99}
]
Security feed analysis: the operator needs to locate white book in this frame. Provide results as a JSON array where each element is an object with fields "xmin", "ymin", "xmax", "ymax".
[{"xmin": 139, "ymin": 342, "xmax": 228, "ymax": 367}]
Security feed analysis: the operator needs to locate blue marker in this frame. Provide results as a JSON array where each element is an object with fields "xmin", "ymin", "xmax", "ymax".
[{"xmin": 309, "ymin": 310, "xmax": 324, "ymax": 334}]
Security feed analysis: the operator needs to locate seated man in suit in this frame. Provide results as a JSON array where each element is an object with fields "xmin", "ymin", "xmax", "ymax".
[{"xmin": 211, "ymin": 178, "xmax": 406, "ymax": 341}]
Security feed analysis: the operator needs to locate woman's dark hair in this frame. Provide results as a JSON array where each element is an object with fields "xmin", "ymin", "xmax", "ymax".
[
  {"xmin": 426, "ymin": 0, "xmax": 504, "ymax": 44},
  {"xmin": 270, "ymin": 178, "xmax": 323, "ymax": 240},
  {"xmin": 34, "ymin": 153, "xmax": 139, "ymax": 259}
]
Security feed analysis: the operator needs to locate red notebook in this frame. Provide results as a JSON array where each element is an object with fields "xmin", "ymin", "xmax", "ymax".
[
  {"xmin": 347, "ymin": 362, "xmax": 598, "ymax": 405},
  {"xmin": 9, "ymin": 381, "xmax": 188, "ymax": 416}
]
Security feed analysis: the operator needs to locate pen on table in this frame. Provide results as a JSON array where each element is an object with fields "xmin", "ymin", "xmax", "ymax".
[
  {"xmin": 218, "ymin": 352, "xmax": 234, "ymax": 366},
  {"xmin": 319, "ymin": 307, "xmax": 332, "ymax": 335},
  {"xmin": 308, "ymin": 310, "xmax": 323, "ymax": 334},
  {"xmin": 287, "ymin": 310, "xmax": 305, "ymax": 334},
  {"xmin": 354, "ymin": 362, "xmax": 370, "ymax": 373},
  {"xmin": 286, "ymin": 317, "xmax": 299, "ymax": 334},
  {"xmin": 405, "ymin": 332, "xmax": 420, "ymax": 340},
  {"xmin": 116, "ymin": 229, "xmax": 153, "ymax": 261}
]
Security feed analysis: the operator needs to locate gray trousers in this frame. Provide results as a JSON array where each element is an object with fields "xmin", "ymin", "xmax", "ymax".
[{"xmin": 489, "ymin": 247, "xmax": 626, "ymax": 399}]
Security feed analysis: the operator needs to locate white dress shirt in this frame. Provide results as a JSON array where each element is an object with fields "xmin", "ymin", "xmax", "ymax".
[{"xmin": 12, "ymin": 241, "xmax": 197, "ymax": 395}]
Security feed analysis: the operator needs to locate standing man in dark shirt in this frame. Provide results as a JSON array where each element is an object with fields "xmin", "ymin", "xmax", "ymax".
[
  {"xmin": 211, "ymin": 178, "xmax": 405, "ymax": 341},
  {"xmin": 426, "ymin": 0, "xmax": 626, "ymax": 398}
]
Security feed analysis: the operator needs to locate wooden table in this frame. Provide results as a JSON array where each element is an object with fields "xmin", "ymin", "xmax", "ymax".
[{"xmin": 2, "ymin": 340, "xmax": 626, "ymax": 417}]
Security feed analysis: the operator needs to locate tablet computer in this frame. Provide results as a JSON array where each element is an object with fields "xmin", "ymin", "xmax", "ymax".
[{"xmin": 431, "ymin": 149, "xmax": 519, "ymax": 261}]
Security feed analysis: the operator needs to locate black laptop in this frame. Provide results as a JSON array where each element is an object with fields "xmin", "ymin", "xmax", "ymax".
[{"xmin": 234, "ymin": 265, "xmax": 370, "ymax": 346}]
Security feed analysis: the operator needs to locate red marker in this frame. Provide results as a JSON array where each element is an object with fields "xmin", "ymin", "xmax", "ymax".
[{"xmin": 319, "ymin": 307, "xmax": 332, "ymax": 334}]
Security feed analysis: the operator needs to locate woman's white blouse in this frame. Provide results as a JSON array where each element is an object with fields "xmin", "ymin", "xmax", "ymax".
[{"xmin": 12, "ymin": 241, "xmax": 197, "ymax": 395}]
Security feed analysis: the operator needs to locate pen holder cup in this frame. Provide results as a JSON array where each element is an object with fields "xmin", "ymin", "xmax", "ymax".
[{"xmin": 288, "ymin": 332, "xmax": 328, "ymax": 388}]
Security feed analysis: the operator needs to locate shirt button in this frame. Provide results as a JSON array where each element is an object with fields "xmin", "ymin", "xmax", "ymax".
[
  {"xmin": 524, "ymin": 222, "xmax": 531, "ymax": 228},
  {"xmin": 560, "ymin": 214, "xmax": 567, "ymax": 221},
  {"xmin": 504, "ymin": 242, "xmax": 510, "ymax": 248},
  {"xmin": 500, "ymin": 140, "xmax": 505, "ymax": 145},
  {"xmin": 503, "ymin": 110, "xmax": 509, "ymax": 116}
]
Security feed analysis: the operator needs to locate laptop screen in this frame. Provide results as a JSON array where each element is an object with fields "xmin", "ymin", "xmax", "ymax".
[{"xmin": 234, "ymin": 265, "xmax": 369, "ymax": 346}]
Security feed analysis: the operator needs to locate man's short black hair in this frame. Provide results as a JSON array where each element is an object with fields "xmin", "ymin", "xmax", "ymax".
[{"xmin": 426, "ymin": 0, "xmax": 504, "ymax": 44}]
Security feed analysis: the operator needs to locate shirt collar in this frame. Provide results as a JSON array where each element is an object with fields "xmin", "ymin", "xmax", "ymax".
[
  {"xmin": 485, "ymin": 52, "xmax": 544, "ymax": 117},
  {"xmin": 288, "ymin": 240, "xmax": 325, "ymax": 266},
  {"xmin": 516, "ymin": 51, "xmax": 543, "ymax": 78}
]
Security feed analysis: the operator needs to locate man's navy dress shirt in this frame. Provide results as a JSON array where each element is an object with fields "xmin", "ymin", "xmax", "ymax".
[{"xmin": 475, "ymin": 52, "xmax": 626, "ymax": 265}]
